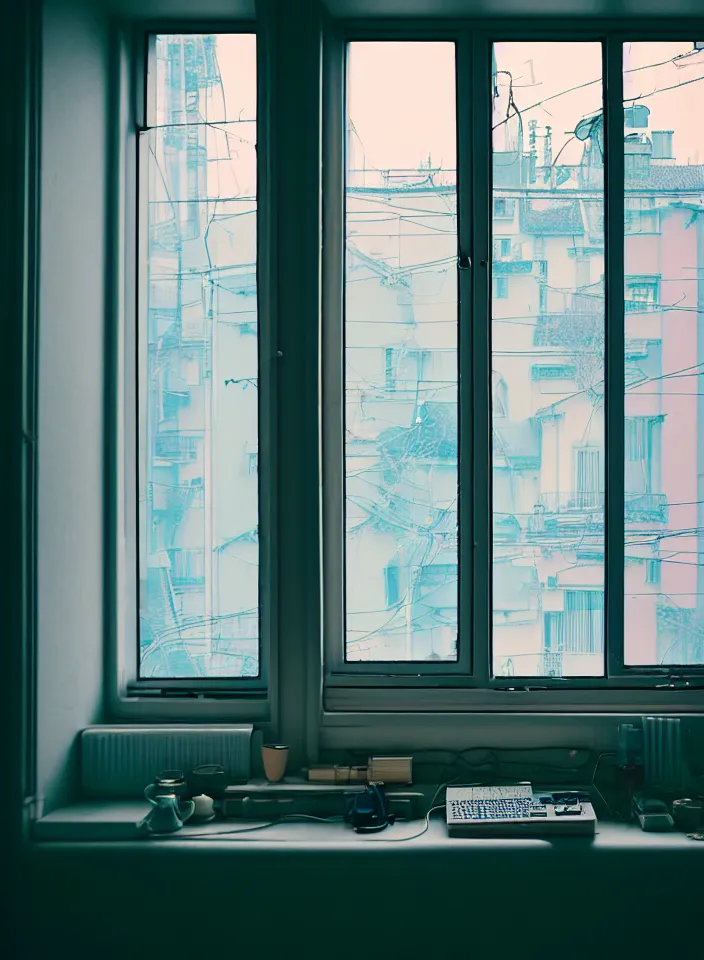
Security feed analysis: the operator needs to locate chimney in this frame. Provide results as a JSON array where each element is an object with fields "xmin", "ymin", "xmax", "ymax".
[
  {"xmin": 651, "ymin": 130, "xmax": 674, "ymax": 161},
  {"xmin": 624, "ymin": 104, "xmax": 650, "ymax": 129},
  {"xmin": 624, "ymin": 133, "xmax": 652, "ymax": 180}
]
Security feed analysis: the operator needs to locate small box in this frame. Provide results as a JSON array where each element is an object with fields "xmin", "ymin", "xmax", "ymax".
[
  {"xmin": 307, "ymin": 764, "xmax": 369, "ymax": 784},
  {"xmin": 367, "ymin": 756, "xmax": 413, "ymax": 785}
]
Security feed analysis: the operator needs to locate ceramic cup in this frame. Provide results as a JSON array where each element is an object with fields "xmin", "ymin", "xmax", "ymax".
[
  {"xmin": 262, "ymin": 744, "xmax": 289, "ymax": 783},
  {"xmin": 191, "ymin": 793, "xmax": 216, "ymax": 823}
]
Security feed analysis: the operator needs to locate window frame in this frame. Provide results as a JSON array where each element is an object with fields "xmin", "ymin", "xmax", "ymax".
[
  {"xmin": 321, "ymin": 19, "xmax": 704, "ymax": 714},
  {"xmin": 323, "ymin": 27, "xmax": 475, "ymax": 681},
  {"xmin": 108, "ymin": 14, "xmax": 704, "ymax": 727},
  {"xmin": 108, "ymin": 21, "xmax": 275, "ymax": 720}
]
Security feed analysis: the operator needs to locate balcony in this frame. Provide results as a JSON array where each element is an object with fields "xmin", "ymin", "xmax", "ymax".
[
  {"xmin": 151, "ymin": 480, "xmax": 204, "ymax": 513},
  {"xmin": 525, "ymin": 493, "xmax": 604, "ymax": 541},
  {"xmin": 167, "ymin": 548, "xmax": 205, "ymax": 591},
  {"xmin": 625, "ymin": 492, "xmax": 668, "ymax": 523},
  {"xmin": 624, "ymin": 299, "xmax": 658, "ymax": 314},
  {"xmin": 530, "ymin": 491, "xmax": 666, "ymax": 526},
  {"xmin": 538, "ymin": 492, "xmax": 605, "ymax": 514},
  {"xmin": 154, "ymin": 433, "xmax": 200, "ymax": 462},
  {"xmin": 541, "ymin": 651, "xmax": 563, "ymax": 678}
]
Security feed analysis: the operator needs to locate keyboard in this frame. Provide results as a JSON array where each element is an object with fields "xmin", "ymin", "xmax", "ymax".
[
  {"xmin": 446, "ymin": 785, "xmax": 596, "ymax": 838},
  {"xmin": 448, "ymin": 797, "xmax": 536, "ymax": 821}
]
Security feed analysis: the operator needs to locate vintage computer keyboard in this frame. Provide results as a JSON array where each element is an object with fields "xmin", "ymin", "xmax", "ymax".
[{"xmin": 446, "ymin": 785, "xmax": 597, "ymax": 838}]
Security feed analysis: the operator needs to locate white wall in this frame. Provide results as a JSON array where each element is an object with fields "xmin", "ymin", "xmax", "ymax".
[{"xmin": 36, "ymin": 0, "xmax": 109, "ymax": 812}]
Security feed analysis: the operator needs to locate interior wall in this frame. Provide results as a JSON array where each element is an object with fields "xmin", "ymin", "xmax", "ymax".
[
  {"xmin": 22, "ymin": 842, "xmax": 704, "ymax": 957},
  {"xmin": 36, "ymin": 0, "xmax": 109, "ymax": 814}
]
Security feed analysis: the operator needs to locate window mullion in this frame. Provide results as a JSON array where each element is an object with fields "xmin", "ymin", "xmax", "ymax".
[
  {"xmin": 456, "ymin": 34, "xmax": 473, "ymax": 677},
  {"xmin": 468, "ymin": 32, "xmax": 492, "ymax": 685},
  {"xmin": 321, "ymin": 20, "xmax": 345, "ymax": 678},
  {"xmin": 261, "ymin": 0, "xmax": 323, "ymax": 761},
  {"xmin": 604, "ymin": 37, "xmax": 626, "ymax": 677}
]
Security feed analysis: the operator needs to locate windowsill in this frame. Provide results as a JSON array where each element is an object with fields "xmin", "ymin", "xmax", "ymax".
[{"xmin": 32, "ymin": 799, "xmax": 704, "ymax": 851}]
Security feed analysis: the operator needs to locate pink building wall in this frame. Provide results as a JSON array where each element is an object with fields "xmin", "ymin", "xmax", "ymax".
[{"xmin": 625, "ymin": 208, "xmax": 700, "ymax": 663}]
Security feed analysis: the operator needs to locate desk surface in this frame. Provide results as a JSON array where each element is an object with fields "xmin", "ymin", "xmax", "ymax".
[{"xmin": 33, "ymin": 800, "xmax": 704, "ymax": 851}]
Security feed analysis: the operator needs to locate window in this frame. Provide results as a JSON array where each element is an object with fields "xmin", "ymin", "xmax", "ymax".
[
  {"xmin": 623, "ymin": 42, "xmax": 703, "ymax": 669},
  {"xmin": 491, "ymin": 41, "xmax": 605, "ymax": 678},
  {"xmin": 575, "ymin": 447, "xmax": 602, "ymax": 509},
  {"xmin": 625, "ymin": 416, "xmax": 661, "ymax": 495},
  {"xmin": 564, "ymin": 590, "xmax": 604, "ymax": 656},
  {"xmin": 625, "ymin": 276, "xmax": 659, "ymax": 312},
  {"xmin": 493, "ymin": 197, "xmax": 515, "ymax": 219},
  {"xmin": 625, "ymin": 197, "xmax": 659, "ymax": 234},
  {"xmin": 384, "ymin": 346, "xmax": 427, "ymax": 392},
  {"xmin": 541, "ymin": 591, "xmax": 605, "ymax": 676},
  {"xmin": 123, "ymin": 25, "xmax": 704, "ymax": 722},
  {"xmin": 531, "ymin": 364, "xmax": 577, "ymax": 381},
  {"xmin": 138, "ymin": 33, "xmax": 261, "ymax": 682},
  {"xmin": 492, "ymin": 276, "xmax": 508, "ymax": 298},
  {"xmin": 319, "ymin": 32, "xmax": 704, "ymax": 699},
  {"xmin": 646, "ymin": 558, "xmax": 661, "ymax": 585},
  {"xmin": 343, "ymin": 41, "xmax": 458, "ymax": 665}
]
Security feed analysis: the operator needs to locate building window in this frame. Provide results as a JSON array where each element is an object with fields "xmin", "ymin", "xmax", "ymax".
[
  {"xmin": 492, "ymin": 276, "xmax": 509, "ymax": 298},
  {"xmin": 493, "ymin": 237, "xmax": 512, "ymax": 259},
  {"xmin": 625, "ymin": 277, "xmax": 659, "ymax": 312},
  {"xmin": 493, "ymin": 197, "xmax": 516, "ymax": 219},
  {"xmin": 575, "ymin": 447, "xmax": 602, "ymax": 509},
  {"xmin": 625, "ymin": 197, "xmax": 659, "ymax": 234},
  {"xmin": 531, "ymin": 364, "xmax": 577, "ymax": 381},
  {"xmin": 564, "ymin": 590, "xmax": 604, "ymax": 655},
  {"xmin": 625, "ymin": 417, "xmax": 661, "ymax": 494},
  {"xmin": 384, "ymin": 564, "xmax": 401, "ymax": 607},
  {"xmin": 645, "ymin": 558, "xmax": 661, "ymax": 585},
  {"xmin": 384, "ymin": 346, "xmax": 427, "ymax": 392},
  {"xmin": 492, "ymin": 371, "xmax": 508, "ymax": 417},
  {"xmin": 166, "ymin": 548, "xmax": 206, "ymax": 588}
]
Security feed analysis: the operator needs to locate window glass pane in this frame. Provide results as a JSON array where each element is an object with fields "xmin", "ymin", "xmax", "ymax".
[
  {"xmin": 139, "ymin": 35, "xmax": 259, "ymax": 678},
  {"xmin": 624, "ymin": 42, "xmax": 704, "ymax": 666},
  {"xmin": 491, "ymin": 43, "xmax": 605, "ymax": 678},
  {"xmin": 344, "ymin": 42, "xmax": 458, "ymax": 662}
]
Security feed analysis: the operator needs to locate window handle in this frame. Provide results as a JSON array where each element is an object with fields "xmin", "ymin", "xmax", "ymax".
[{"xmin": 458, "ymin": 252, "xmax": 471, "ymax": 270}]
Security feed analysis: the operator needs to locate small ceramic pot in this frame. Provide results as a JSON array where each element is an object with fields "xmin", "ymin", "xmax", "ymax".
[{"xmin": 262, "ymin": 744, "xmax": 289, "ymax": 783}]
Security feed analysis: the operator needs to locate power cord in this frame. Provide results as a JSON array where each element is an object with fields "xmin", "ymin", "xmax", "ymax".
[
  {"xmin": 152, "ymin": 782, "xmax": 468, "ymax": 843},
  {"xmin": 591, "ymin": 751, "xmax": 617, "ymax": 818},
  {"xmin": 149, "ymin": 814, "xmax": 344, "ymax": 841}
]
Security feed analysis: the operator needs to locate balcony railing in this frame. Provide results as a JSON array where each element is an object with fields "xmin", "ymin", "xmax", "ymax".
[
  {"xmin": 542, "ymin": 651, "xmax": 563, "ymax": 677},
  {"xmin": 532, "ymin": 491, "xmax": 667, "ymax": 524},
  {"xmin": 151, "ymin": 480, "xmax": 204, "ymax": 513},
  {"xmin": 154, "ymin": 433, "xmax": 200, "ymax": 462},
  {"xmin": 624, "ymin": 300, "xmax": 658, "ymax": 314},
  {"xmin": 625, "ymin": 492, "xmax": 668, "ymax": 523},
  {"xmin": 538, "ymin": 491, "xmax": 605, "ymax": 514}
]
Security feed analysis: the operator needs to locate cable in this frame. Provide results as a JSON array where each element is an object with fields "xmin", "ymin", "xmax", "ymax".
[
  {"xmin": 591, "ymin": 751, "xmax": 617, "ymax": 819},
  {"xmin": 493, "ymin": 48, "xmax": 704, "ymax": 132},
  {"xmin": 373, "ymin": 803, "xmax": 445, "ymax": 842},
  {"xmin": 153, "ymin": 814, "xmax": 345, "ymax": 841}
]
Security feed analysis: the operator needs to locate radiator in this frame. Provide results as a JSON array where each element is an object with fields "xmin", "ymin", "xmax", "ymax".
[
  {"xmin": 642, "ymin": 716, "xmax": 683, "ymax": 793},
  {"xmin": 81, "ymin": 724, "xmax": 253, "ymax": 798}
]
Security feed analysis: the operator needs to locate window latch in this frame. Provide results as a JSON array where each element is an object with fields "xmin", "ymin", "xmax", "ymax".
[
  {"xmin": 655, "ymin": 675, "xmax": 704, "ymax": 690},
  {"xmin": 458, "ymin": 252, "xmax": 471, "ymax": 271}
]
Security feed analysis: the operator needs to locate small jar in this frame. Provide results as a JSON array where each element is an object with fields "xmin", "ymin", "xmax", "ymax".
[{"xmin": 672, "ymin": 798, "xmax": 704, "ymax": 832}]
